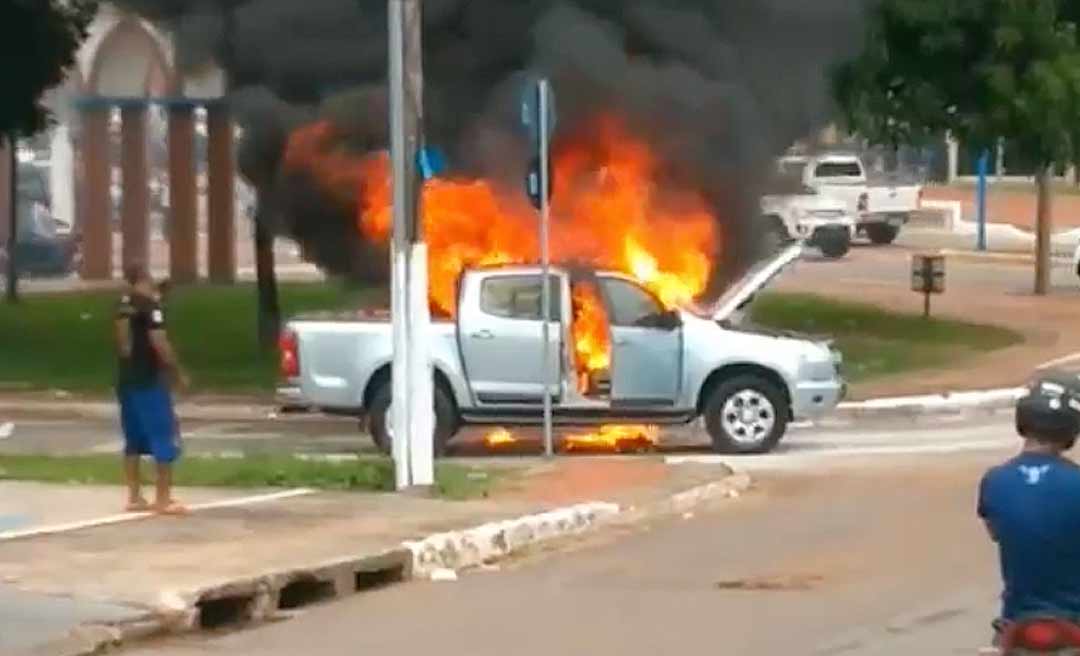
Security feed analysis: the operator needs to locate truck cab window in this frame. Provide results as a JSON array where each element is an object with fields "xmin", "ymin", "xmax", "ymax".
[
  {"xmin": 480, "ymin": 275, "xmax": 561, "ymax": 321},
  {"xmin": 814, "ymin": 162, "xmax": 862, "ymax": 177},
  {"xmin": 599, "ymin": 278, "xmax": 665, "ymax": 327}
]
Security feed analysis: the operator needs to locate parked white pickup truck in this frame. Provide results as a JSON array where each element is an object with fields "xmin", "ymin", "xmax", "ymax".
[
  {"xmin": 779, "ymin": 154, "xmax": 922, "ymax": 245},
  {"xmin": 760, "ymin": 186, "xmax": 856, "ymax": 259},
  {"xmin": 279, "ymin": 246, "xmax": 845, "ymax": 456}
]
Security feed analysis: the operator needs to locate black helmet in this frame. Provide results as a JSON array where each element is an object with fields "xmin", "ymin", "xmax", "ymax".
[{"xmin": 1016, "ymin": 371, "xmax": 1080, "ymax": 447}]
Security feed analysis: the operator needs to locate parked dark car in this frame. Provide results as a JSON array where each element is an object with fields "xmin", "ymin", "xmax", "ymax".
[{"xmin": 0, "ymin": 164, "xmax": 81, "ymax": 278}]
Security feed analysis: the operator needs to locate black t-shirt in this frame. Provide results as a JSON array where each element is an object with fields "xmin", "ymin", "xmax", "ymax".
[{"xmin": 115, "ymin": 292, "xmax": 167, "ymax": 388}]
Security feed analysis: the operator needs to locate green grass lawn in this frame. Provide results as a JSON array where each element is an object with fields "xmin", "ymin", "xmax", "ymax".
[
  {"xmin": 0, "ymin": 283, "xmax": 380, "ymax": 394},
  {"xmin": 0, "ymin": 284, "xmax": 1021, "ymax": 394},
  {"xmin": 0, "ymin": 454, "xmax": 505, "ymax": 499},
  {"xmin": 750, "ymin": 292, "xmax": 1023, "ymax": 382}
]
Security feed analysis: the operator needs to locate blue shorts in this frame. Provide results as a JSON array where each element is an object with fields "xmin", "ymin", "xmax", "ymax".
[{"xmin": 118, "ymin": 383, "xmax": 181, "ymax": 464}]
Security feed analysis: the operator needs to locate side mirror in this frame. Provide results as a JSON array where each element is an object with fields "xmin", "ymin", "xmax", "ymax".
[{"xmin": 658, "ymin": 309, "xmax": 682, "ymax": 331}]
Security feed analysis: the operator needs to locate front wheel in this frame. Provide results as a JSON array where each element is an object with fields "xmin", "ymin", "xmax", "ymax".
[
  {"xmin": 367, "ymin": 382, "xmax": 459, "ymax": 457},
  {"xmin": 865, "ymin": 222, "xmax": 900, "ymax": 245},
  {"xmin": 703, "ymin": 375, "xmax": 789, "ymax": 454}
]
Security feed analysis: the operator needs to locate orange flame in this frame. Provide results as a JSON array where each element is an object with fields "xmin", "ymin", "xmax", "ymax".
[
  {"xmin": 571, "ymin": 280, "xmax": 611, "ymax": 393},
  {"xmin": 564, "ymin": 425, "xmax": 660, "ymax": 452},
  {"xmin": 483, "ymin": 427, "xmax": 517, "ymax": 448},
  {"xmin": 283, "ymin": 115, "xmax": 718, "ymax": 317}
]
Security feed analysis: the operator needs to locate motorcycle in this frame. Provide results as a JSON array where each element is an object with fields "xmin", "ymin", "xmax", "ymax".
[{"xmin": 997, "ymin": 618, "xmax": 1080, "ymax": 654}]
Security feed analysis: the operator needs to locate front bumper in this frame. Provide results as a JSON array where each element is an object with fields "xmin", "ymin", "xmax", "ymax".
[{"xmin": 791, "ymin": 379, "xmax": 846, "ymax": 420}]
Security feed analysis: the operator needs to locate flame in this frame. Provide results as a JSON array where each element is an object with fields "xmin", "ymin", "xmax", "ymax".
[
  {"xmin": 483, "ymin": 427, "xmax": 517, "ymax": 448},
  {"xmin": 283, "ymin": 115, "xmax": 719, "ymax": 317},
  {"xmin": 564, "ymin": 425, "xmax": 660, "ymax": 452},
  {"xmin": 571, "ymin": 280, "xmax": 611, "ymax": 393}
]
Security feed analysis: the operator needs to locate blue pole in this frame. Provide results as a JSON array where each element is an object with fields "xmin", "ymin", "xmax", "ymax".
[{"xmin": 976, "ymin": 149, "xmax": 989, "ymax": 251}]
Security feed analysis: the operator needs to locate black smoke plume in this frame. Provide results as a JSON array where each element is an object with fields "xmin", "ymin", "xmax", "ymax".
[{"xmin": 112, "ymin": 0, "xmax": 869, "ymax": 297}]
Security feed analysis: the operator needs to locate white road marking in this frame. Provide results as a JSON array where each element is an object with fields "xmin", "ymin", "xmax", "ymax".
[
  {"xmin": 1037, "ymin": 350, "xmax": 1080, "ymax": 371},
  {"xmin": 0, "ymin": 488, "xmax": 316, "ymax": 542},
  {"xmin": 665, "ymin": 438, "xmax": 1012, "ymax": 467}
]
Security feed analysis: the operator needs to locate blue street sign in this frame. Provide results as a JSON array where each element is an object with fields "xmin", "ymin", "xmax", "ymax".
[
  {"xmin": 416, "ymin": 146, "xmax": 447, "ymax": 181},
  {"xmin": 524, "ymin": 156, "xmax": 551, "ymax": 210},
  {"xmin": 520, "ymin": 78, "xmax": 557, "ymax": 148}
]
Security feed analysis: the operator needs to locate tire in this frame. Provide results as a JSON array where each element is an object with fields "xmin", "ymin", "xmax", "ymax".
[
  {"xmin": 865, "ymin": 222, "xmax": 900, "ymax": 245},
  {"xmin": 367, "ymin": 381, "xmax": 459, "ymax": 457},
  {"xmin": 703, "ymin": 374, "xmax": 789, "ymax": 454},
  {"xmin": 817, "ymin": 230, "xmax": 851, "ymax": 258}
]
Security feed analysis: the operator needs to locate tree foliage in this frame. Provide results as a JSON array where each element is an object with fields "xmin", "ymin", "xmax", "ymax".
[
  {"xmin": 0, "ymin": 0, "xmax": 98, "ymax": 136},
  {"xmin": 833, "ymin": 0, "xmax": 1080, "ymax": 168}
]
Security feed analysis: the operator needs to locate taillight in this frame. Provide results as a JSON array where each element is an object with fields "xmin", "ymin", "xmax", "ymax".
[
  {"xmin": 857, "ymin": 193, "xmax": 869, "ymax": 212},
  {"xmin": 279, "ymin": 330, "xmax": 299, "ymax": 379},
  {"xmin": 917, "ymin": 188, "xmax": 924, "ymax": 209},
  {"xmin": 1006, "ymin": 619, "xmax": 1080, "ymax": 650}
]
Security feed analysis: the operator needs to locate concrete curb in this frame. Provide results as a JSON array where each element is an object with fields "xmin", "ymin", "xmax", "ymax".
[
  {"xmin": 36, "ymin": 471, "xmax": 750, "ymax": 655},
  {"xmin": 835, "ymin": 387, "xmax": 1025, "ymax": 421},
  {"xmin": 0, "ymin": 388, "xmax": 1031, "ymax": 426}
]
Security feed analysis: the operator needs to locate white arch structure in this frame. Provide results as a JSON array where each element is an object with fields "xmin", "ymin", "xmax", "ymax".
[{"xmin": 36, "ymin": 4, "xmax": 236, "ymax": 283}]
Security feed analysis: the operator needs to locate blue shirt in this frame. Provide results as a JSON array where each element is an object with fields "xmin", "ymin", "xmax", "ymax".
[{"xmin": 979, "ymin": 452, "xmax": 1080, "ymax": 620}]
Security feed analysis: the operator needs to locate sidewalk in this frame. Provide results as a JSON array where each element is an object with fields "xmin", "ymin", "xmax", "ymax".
[{"xmin": 0, "ymin": 459, "xmax": 742, "ymax": 656}]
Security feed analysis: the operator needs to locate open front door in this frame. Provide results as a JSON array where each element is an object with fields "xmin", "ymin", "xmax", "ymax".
[
  {"xmin": 598, "ymin": 276, "xmax": 682, "ymax": 406},
  {"xmin": 458, "ymin": 272, "xmax": 563, "ymax": 405}
]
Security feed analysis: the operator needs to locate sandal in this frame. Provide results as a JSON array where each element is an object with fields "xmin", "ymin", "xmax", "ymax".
[
  {"xmin": 125, "ymin": 498, "xmax": 151, "ymax": 513},
  {"xmin": 154, "ymin": 501, "xmax": 191, "ymax": 516}
]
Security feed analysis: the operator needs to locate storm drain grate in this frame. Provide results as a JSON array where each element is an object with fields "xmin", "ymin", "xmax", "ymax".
[
  {"xmin": 278, "ymin": 578, "xmax": 337, "ymax": 610},
  {"xmin": 355, "ymin": 564, "xmax": 405, "ymax": 592},
  {"xmin": 197, "ymin": 595, "xmax": 254, "ymax": 630}
]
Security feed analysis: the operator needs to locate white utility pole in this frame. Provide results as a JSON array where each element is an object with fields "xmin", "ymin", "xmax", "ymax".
[{"xmin": 388, "ymin": 0, "xmax": 434, "ymax": 489}]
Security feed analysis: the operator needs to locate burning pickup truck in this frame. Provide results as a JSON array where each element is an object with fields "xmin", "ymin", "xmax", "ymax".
[{"xmin": 278, "ymin": 245, "xmax": 844, "ymax": 455}]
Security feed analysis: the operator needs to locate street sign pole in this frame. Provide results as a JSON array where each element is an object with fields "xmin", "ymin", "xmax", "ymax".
[
  {"xmin": 538, "ymin": 79, "xmax": 554, "ymax": 458},
  {"xmin": 976, "ymin": 149, "xmax": 988, "ymax": 252}
]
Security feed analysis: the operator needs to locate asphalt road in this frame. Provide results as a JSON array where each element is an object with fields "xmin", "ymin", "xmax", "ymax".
[{"xmin": 117, "ymin": 417, "xmax": 1019, "ymax": 656}]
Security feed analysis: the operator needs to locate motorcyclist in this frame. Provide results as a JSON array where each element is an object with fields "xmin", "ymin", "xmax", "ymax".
[{"xmin": 979, "ymin": 371, "xmax": 1080, "ymax": 645}]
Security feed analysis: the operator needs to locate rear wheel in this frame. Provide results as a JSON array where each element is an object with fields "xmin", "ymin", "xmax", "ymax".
[
  {"xmin": 865, "ymin": 222, "xmax": 900, "ymax": 245},
  {"xmin": 367, "ymin": 381, "xmax": 459, "ymax": 457},
  {"xmin": 816, "ymin": 229, "xmax": 851, "ymax": 258},
  {"xmin": 703, "ymin": 375, "xmax": 789, "ymax": 454}
]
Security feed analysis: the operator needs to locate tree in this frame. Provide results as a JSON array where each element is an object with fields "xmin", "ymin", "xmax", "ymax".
[
  {"xmin": 833, "ymin": 0, "xmax": 1080, "ymax": 295},
  {"xmin": 0, "ymin": 0, "xmax": 97, "ymax": 137},
  {"xmin": 1, "ymin": 0, "xmax": 97, "ymax": 303}
]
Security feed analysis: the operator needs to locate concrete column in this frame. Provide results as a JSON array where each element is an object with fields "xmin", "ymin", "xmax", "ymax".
[
  {"xmin": 0, "ymin": 139, "xmax": 10, "ymax": 249},
  {"xmin": 79, "ymin": 106, "xmax": 112, "ymax": 280},
  {"xmin": 206, "ymin": 103, "xmax": 235, "ymax": 283},
  {"xmin": 946, "ymin": 134, "xmax": 959, "ymax": 184},
  {"xmin": 49, "ymin": 124, "xmax": 76, "ymax": 232},
  {"xmin": 167, "ymin": 105, "xmax": 198, "ymax": 283},
  {"xmin": 120, "ymin": 105, "xmax": 149, "ymax": 274}
]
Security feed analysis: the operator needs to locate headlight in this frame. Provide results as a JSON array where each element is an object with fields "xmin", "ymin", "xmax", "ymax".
[{"xmin": 799, "ymin": 352, "xmax": 837, "ymax": 381}]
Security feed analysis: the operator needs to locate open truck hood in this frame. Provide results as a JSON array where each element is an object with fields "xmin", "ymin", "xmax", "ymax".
[{"xmin": 708, "ymin": 243, "xmax": 804, "ymax": 322}]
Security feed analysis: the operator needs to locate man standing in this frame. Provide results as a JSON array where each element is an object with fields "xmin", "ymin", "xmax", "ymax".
[
  {"xmin": 979, "ymin": 372, "xmax": 1080, "ymax": 644},
  {"xmin": 114, "ymin": 263, "xmax": 189, "ymax": 514}
]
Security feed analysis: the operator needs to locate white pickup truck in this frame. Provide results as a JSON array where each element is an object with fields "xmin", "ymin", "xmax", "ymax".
[
  {"xmin": 779, "ymin": 154, "xmax": 922, "ymax": 245},
  {"xmin": 760, "ymin": 186, "xmax": 856, "ymax": 259},
  {"xmin": 278, "ymin": 246, "xmax": 845, "ymax": 456}
]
